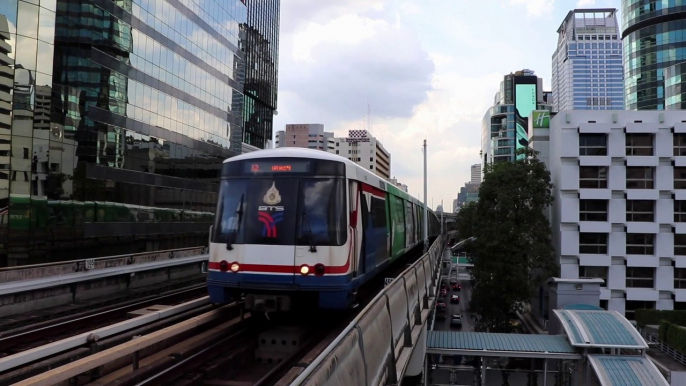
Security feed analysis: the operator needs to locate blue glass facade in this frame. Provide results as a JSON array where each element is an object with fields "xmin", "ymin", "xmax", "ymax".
[
  {"xmin": 552, "ymin": 9, "xmax": 624, "ymax": 111},
  {"xmin": 665, "ymin": 61, "xmax": 686, "ymax": 109},
  {"xmin": 0, "ymin": 0, "xmax": 264, "ymax": 266},
  {"xmin": 622, "ymin": 0, "xmax": 686, "ymax": 110}
]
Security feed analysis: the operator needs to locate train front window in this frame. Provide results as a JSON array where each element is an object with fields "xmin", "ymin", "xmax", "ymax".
[
  {"xmin": 297, "ymin": 179, "xmax": 346, "ymax": 247},
  {"xmin": 213, "ymin": 177, "xmax": 346, "ymax": 246}
]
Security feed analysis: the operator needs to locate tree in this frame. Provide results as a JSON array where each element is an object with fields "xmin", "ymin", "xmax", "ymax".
[{"xmin": 469, "ymin": 148, "xmax": 559, "ymax": 332}]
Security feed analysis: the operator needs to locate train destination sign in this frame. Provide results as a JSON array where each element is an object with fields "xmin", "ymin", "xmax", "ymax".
[{"xmin": 245, "ymin": 160, "xmax": 310, "ymax": 174}]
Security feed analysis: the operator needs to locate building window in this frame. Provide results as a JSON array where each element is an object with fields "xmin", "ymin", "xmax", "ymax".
[
  {"xmin": 370, "ymin": 157, "xmax": 373, "ymax": 162},
  {"xmin": 675, "ymin": 234, "xmax": 686, "ymax": 256},
  {"xmin": 625, "ymin": 268, "xmax": 654, "ymax": 289},
  {"xmin": 626, "ymin": 167, "xmax": 654, "ymax": 189},
  {"xmin": 579, "ymin": 199, "xmax": 608, "ymax": 221},
  {"xmin": 675, "ymin": 201, "xmax": 686, "ymax": 222},
  {"xmin": 370, "ymin": 165, "xmax": 374, "ymax": 170},
  {"xmin": 335, "ymin": 150, "xmax": 339, "ymax": 154},
  {"xmin": 675, "ymin": 167, "xmax": 686, "ymax": 189},
  {"xmin": 579, "ymin": 233, "xmax": 608, "ymax": 254},
  {"xmin": 625, "ymin": 300, "xmax": 655, "ymax": 320},
  {"xmin": 674, "ymin": 133, "xmax": 686, "ymax": 156},
  {"xmin": 625, "ymin": 133, "xmax": 653, "ymax": 156},
  {"xmin": 579, "ymin": 166, "xmax": 608, "ymax": 188},
  {"xmin": 675, "ymin": 268, "xmax": 686, "ymax": 289},
  {"xmin": 578, "ymin": 266, "xmax": 608, "ymax": 284},
  {"xmin": 579, "ymin": 134, "xmax": 607, "ymax": 155},
  {"xmin": 626, "ymin": 200, "xmax": 654, "ymax": 222},
  {"xmin": 626, "ymin": 233, "xmax": 654, "ymax": 255}
]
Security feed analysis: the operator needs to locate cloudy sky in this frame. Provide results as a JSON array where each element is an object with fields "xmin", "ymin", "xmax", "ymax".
[{"xmin": 273, "ymin": 0, "xmax": 621, "ymax": 209}]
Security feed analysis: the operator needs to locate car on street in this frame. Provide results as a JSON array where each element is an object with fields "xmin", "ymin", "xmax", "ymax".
[
  {"xmin": 439, "ymin": 288, "xmax": 447, "ymax": 297},
  {"xmin": 436, "ymin": 310, "xmax": 447, "ymax": 320},
  {"xmin": 450, "ymin": 314, "xmax": 463, "ymax": 328},
  {"xmin": 450, "ymin": 295, "xmax": 460, "ymax": 304},
  {"xmin": 450, "ymin": 279, "xmax": 461, "ymax": 291},
  {"xmin": 436, "ymin": 299, "xmax": 446, "ymax": 311}
]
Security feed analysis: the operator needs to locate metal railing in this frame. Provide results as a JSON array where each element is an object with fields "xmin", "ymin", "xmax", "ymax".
[{"xmin": 639, "ymin": 327, "xmax": 686, "ymax": 367}]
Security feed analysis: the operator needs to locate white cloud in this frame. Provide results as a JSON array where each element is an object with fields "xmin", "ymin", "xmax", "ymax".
[
  {"xmin": 509, "ymin": 0, "xmax": 556, "ymax": 17},
  {"xmin": 576, "ymin": 0, "xmax": 596, "ymax": 6}
]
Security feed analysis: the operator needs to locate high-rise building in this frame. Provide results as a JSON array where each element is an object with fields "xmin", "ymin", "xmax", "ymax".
[
  {"xmin": 386, "ymin": 177, "xmax": 408, "ymax": 193},
  {"xmin": 0, "ymin": 0, "xmax": 279, "ymax": 266},
  {"xmin": 552, "ymin": 9, "xmax": 624, "ymax": 111},
  {"xmin": 622, "ymin": 1, "xmax": 686, "ymax": 110},
  {"xmin": 481, "ymin": 69, "xmax": 552, "ymax": 168},
  {"xmin": 542, "ymin": 110, "xmax": 686, "ymax": 318},
  {"xmin": 242, "ymin": 0, "xmax": 280, "ymax": 149},
  {"xmin": 274, "ymin": 124, "xmax": 333, "ymax": 150},
  {"xmin": 330, "ymin": 130, "xmax": 391, "ymax": 179},
  {"xmin": 470, "ymin": 164, "xmax": 481, "ymax": 184}
]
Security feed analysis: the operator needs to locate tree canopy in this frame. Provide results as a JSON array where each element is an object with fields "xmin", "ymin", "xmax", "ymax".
[{"xmin": 462, "ymin": 148, "xmax": 559, "ymax": 332}]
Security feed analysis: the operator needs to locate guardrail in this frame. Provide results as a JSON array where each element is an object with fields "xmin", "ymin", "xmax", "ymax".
[
  {"xmin": 0, "ymin": 247, "xmax": 207, "ymax": 296},
  {"xmin": 291, "ymin": 236, "xmax": 444, "ymax": 386},
  {"xmin": 639, "ymin": 327, "xmax": 686, "ymax": 367}
]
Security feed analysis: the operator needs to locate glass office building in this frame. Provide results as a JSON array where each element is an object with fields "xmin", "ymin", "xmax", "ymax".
[
  {"xmin": 242, "ymin": 0, "xmax": 279, "ymax": 149},
  {"xmin": 552, "ymin": 9, "xmax": 624, "ymax": 111},
  {"xmin": 0, "ymin": 0, "xmax": 259, "ymax": 266},
  {"xmin": 665, "ymin": 61, "xmax": 686, "ymax": 109},
  {"xmin": 622, "ymin": 0, "xmax": 686, "ymax": 110},
  {"xmin": 481, "ymin": 70, "xmax": 552, "ymax": 167}
]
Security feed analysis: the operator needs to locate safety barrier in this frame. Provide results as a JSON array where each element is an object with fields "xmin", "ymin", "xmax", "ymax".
[
  {"xmin": 0, "ymin": 246, "xmax": 207, "ymax": 284},
  {"xmin": 291, "ymin": 236, "xmax": 444, "ymax": 386}
]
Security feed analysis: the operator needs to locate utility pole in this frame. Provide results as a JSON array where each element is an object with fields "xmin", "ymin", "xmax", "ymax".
[{"xmin": 423, "ymin": 139, "xmax": 428, "ymax": 253}]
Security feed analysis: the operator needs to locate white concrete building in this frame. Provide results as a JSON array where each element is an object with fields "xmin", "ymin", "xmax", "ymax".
[
  {"xmin": 546, "ymin": 110, "xmax": 686, "ymax": 319},
  {"xmin": 470, "ymin": 164, "xmax": 481, "ymax": 184},
  {"xmin": 330, "ymin": 130, "xmax": 391, "ymax": 179},
  {"xmin": 274, "ymin": 124, "xmax": 334, "ymax": 151}
]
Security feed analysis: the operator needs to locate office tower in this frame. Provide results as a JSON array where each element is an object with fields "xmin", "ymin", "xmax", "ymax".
[
  {"xmin": 274, "ymin": 124, "xmax": 333, "ymax": 150},
  {"xmin": 622, "ymin": 1, "xmax": 686, "ymax": 110},
  {"xmin": 470, "ymin": 164, "xmax": 481, "ymax": 184},
  {"xmin": 242, "ymin": 0, "xmax": 280, "ymax": 149},
  {"xmin": 0, "ymin": 0, "xmax": 276, "ymax": 266},
  {"xmin": 481, "ymin": 70, "xmax": 553, "ymax": 168},
  {"xmin": 543, "ymin": 110, "xmax": 686, "ymax": 318},
  {"xmin": 552, "ymin": 9, "xmax": 624, "ymax": 111},
  {"xmin": 330, "ymin": 130, "xmax": 391, "ymax": 179}
]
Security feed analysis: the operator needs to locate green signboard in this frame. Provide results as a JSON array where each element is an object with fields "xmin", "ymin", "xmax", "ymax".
[{"xmin": 532, "ymin": 110, "xmax": 550, "ymax": 129}]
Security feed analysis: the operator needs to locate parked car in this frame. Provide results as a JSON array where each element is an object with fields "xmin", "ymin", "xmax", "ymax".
[
  {"xmin": 450, "ymin": 295, "xmax": 460, "ymax": 304},
  {"xmin": 450, "ymin": 314, "xmax": 463, "ymax": 328}
]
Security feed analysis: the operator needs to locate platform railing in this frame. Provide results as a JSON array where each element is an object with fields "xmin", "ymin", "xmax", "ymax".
[
  {"xmin": 290, "ymin": 236, "xmax": 444, "ymax": 386},
  {"xmin": 639, "ymin": 327, "xmax": 686, "ymax": 367}
]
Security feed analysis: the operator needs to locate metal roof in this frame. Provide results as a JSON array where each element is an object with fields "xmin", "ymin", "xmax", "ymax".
[
  {"xmin": 588, "ymin": 355, "xmax": 669, "ymax": 386},
  {"xmin": 426, "ymin": 331, "xmax": 580, "ymax": 359},
  {"xmin": 554, "ymin": 310, "xmax": 648, "ymax": 349}
]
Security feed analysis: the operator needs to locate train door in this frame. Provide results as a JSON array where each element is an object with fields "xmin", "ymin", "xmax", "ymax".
[{"xmin": 349, "ymin": 180, "xmax": 362, "ymax": 277}]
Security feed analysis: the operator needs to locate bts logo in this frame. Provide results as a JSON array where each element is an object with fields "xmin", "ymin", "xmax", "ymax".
[
  {"xmin": 258, "ymin": 205, "xmax": 284, "ymax": 211},
  {"xmin": 258, "ymin": 211, "xmax": 283, "ymax": 238}
]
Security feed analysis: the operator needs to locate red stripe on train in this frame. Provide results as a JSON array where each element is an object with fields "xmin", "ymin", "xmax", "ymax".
[
  {"xmin": 361, "ymin": 183, "xmax": 385, "ymax": 198},
  {"xmin": 208, "ymin": 258, "xmax": 351, "ymax": 274}
]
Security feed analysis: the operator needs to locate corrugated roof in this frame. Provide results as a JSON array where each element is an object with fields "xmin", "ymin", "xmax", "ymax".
[
  {"xmin": 553, "ymin": 310, "xmax": 648, "ymax": 349},
  {"xmin": 588, "ymin": 355, "xmax": 669, "ymax": 386},
  {"xmin": 426, "ymin": 331, "xmax": 576, "ymax": 353},
  {"xmin": 562, "ymin": 303, "xmax": 604, "ymax": 310}
]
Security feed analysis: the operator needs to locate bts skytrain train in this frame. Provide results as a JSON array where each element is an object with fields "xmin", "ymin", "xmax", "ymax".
[{"xmin": 207, "ymin": 148, "xmax": 440, "ymax": 310}]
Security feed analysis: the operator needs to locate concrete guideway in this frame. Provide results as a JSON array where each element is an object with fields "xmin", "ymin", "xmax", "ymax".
[
  {"xmin": 0, "ymin": 252, "xmax": 208, "ymax": 296},
  {"xmin": 290, "ymin": 236, "xmax": 446, "ymax": 386},
  {"xmin": 0, "ymin": 297, "xmax": 211, "ymax": 374}
]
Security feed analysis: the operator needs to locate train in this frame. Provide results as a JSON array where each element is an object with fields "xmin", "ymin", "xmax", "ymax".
[{"xmin": 207, "ymin": 148, "xmax": 441, "ymax": 310}]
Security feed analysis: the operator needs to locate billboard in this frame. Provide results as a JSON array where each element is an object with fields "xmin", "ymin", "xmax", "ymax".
[{"xmin": 514, "ymin": 77, "xmax": 538, "ymax": 159}]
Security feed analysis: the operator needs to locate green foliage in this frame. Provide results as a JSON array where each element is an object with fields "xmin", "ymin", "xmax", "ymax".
[
  {"xmin": 661, "ymin": 320, "xmax": 686, "ymax": 353},
  {"xmin": 635, "ymin": 309, "xmax": 686, "ymax": 328},
  {"xmin": 468, "ymin": 148, "xmax": 559, "ymax": 332}
]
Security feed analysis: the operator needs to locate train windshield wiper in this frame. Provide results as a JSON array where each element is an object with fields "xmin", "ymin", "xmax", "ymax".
[
  {"xmin": 301, "ymin": 210, "xmax": 317, "ymax": 253},
  {"xmin": 226, "ymin": 194, "xmax": 244, "ymax": 250}
]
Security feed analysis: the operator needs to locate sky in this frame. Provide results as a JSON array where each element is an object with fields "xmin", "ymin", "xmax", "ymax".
[{"xmin": 273, "ymin": 0, "xmax": 621, "ymax": 210}]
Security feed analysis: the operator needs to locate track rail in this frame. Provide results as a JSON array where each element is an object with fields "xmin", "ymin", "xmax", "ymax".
[{"xmin": 0, "ymin": 284, "xmax": 207, "ymax": 354}]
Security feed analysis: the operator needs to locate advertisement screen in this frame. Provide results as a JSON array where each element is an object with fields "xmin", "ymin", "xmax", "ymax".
[{"xmin": 515, "ymin": 83, "xmax": 537, "ymax": 159}]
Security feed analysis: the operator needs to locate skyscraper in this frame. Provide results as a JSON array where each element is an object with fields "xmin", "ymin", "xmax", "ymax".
[
  {"xmin": 242, "ymin": 0, "xmax": 280, "ymax": 149},
  {"xmin": 481, "ymin": 70, "xmax": 552, "ymax": 168},
  {"xmin": 470, "ymin": 164, "xmax": 481, "ymax": 184},
  {"xmin": 0, "ymin": 0, "xmax": 280, "ymax": 266},
  {"xmin": 552, "ymin": 9, "xmax": 624, "ymax": 111},
  {"xmin": 622, "ymin": 1, "xmax": 686, "ymax": 110}
]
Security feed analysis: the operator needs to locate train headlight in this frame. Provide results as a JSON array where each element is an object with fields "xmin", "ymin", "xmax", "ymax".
[
  {"xmin": 300, "ymin": 265, "xmax": 310, "ymax": 275},
  {"xmin": 219, "ymin": 260, "xmax": 228, "ymax": 272},
  {"xmin": 314, "ymin": 264, "xmax": 325, "ymax": 276},
  {"xmin": 230, "ymin": 262, "xmax": 240, "ymax": 273}
]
